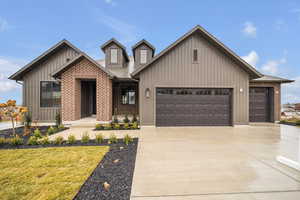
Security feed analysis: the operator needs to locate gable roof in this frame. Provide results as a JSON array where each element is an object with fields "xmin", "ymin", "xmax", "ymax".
[
  {"xmin": 131, "ymin": 25, "xmax": 262, "ymax": 79},
  {"xmin": 9, "ymin": 39, "xmax": 82, "ymax": 81},
  {"xmin": 251, "ymin": 74, "xmax": 294, "ymax": 83},
  {"xmin": 100, "ymin": 38, "xmax": 129, "ymax": 62},
  {"xmin": 52, "ymin": 52, "xmax": 115, "ymax": 79}
]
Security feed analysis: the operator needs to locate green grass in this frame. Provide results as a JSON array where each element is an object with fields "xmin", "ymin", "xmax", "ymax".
[{"xmin": 0, "ymin": 146, "xmax": 109, "ymax": 200}]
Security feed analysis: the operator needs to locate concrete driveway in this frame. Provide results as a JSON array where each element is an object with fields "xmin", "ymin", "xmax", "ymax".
[{"xmin": 131, "ymin": 125, "xmax": 300, "ymax": 200}]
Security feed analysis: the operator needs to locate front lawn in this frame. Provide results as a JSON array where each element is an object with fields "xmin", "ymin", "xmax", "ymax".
[{"xmin": 0, "ymin": 146, "xmax": 109, "ymax": 200}]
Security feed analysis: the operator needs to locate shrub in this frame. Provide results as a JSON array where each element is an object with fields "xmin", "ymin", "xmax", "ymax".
[
  {"xmin": 47, "ymin": 126, "xmax": 55, "ymax": 135},
  {"xmin": 132, "ymin": 122, "xmax": 139, "ymax": 129},
  {"xmin": 33, "ymin": 128, "xmax": 42, "ymax": 138},
  {"xmin": 123, "ymin": 115, "xmax": 130, "ymax": 123},
  {"xmin": 0, "ymin": 137, "xmax": 7, "ymax": 146},
  {"xmin": 55, "ymin": 112, "xmax": 61, "ymax": 127},
  {"xmin": 53, "ymin": 126, "xmax": 58, "ymax": 133},
  {"xmin": 54, "ymin": 136, "xmax": 64, "ymax": 145},
  {"xmin": 296, "ymin": 120, "xmax": 300, "ymax": 126},
  {"xmin": 113, "ymin": 115, "xmax": 119, "ymax": 124},
  {"xmin": 114, "ymin": 123, "xmax": 120, "ymax": 130},
  {"xmin": 81, "ymin": 133, "xmax": 90, "ymax": 143},
  {"xmin": 131, "ymin": 114, "xmax": 138, "ymax": 123},
  {"xmin": 108, "ymin": 134, "xmax": 117, "ymax": 144},
  {"xmin": 28, "ymin": 136, "xmax": 38, "ymax": 145},
  {"xmin": 95, "ymin": 134, "xmax": 104, "ymax": 144},
  {"xmin": 124, "ymin": 134, "xmax": 133, "ymax": 145},
  {"xmin": 38, "ymin": 136, "xmax": 50, "ymax": 145},
  {"xmin": 67, "ymin": 134, "xmax": 76, "ymax": 144},
  {"xmin": 24, "ymin": 113, "xmax": 32, "ymax": 128},
  {"xmin": 58, "ymin": 124, "xmax": 65, "ymax": 130},
  {"xmin": 95, "ymin": 124, "xmax": 103, "ymax": 130},
  {"xmin": 9, "ymin": 136, "xmax": 24, "ymax": 146},
  {"xmin": 124, "ymin": 123, "xmax": 130, "ymax": 129},
  {"xmin": 104, "ymin": 124, "xmax": 112, "ymax": 130}
]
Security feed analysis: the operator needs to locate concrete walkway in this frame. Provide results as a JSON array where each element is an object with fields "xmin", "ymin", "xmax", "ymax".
[{"xmin": 131, "ymin": 125, "xmax": 300, "ymax": 200}]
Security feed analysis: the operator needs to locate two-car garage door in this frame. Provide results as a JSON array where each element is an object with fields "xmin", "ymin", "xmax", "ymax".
[{"xmin": 156, "ymin": 88, "xmax": 232, "ymax": 126}]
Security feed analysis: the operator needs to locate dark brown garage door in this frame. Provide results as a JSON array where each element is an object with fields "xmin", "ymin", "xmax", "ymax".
[
  {"xmin": 249, "ymin": 87, "xmax": 273, "ymax": 122},
  {"xmin": 156, "ymin": 88, "xmax": 232, "ymax": 126}
]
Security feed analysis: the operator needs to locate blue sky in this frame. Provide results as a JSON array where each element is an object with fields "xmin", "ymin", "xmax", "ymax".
[{"xmin": 0, "ymin": 0, "xmax": 299, "ymax": 104}]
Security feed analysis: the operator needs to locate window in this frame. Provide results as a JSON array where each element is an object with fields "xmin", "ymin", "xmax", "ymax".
[
  {"xmin": 111, "ymin": 49, "xmax": 118, "ymax": 64},
  {"xmin": 140, "ymin": 49, "xmax": 147, "ymax": 64},
  {"xmin": 40, "ymin": 81, "xmax": 61, "ymax": 107},
  {"xmin": 121, "ymin": 87, "xmax": 136, "ymax": 105},
  {"xmin": 193, "ymin": 49, "xmax": 198, "ymax": 62}
]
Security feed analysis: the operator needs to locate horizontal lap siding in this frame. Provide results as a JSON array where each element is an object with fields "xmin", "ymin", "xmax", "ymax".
[
  {"xmin": 23, "ymin": 46, "xmax": 79, "ymax": 122},
  {"xmin": 139, "ymin": 33, "xmax": 249, "ymax": 126}
]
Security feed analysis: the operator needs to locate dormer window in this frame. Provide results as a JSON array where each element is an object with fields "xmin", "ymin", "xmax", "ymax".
[
  {"xmin": 193, "ymin": 49, "xmax": 198, "ymax": 63},
  {"xmin": 111, "ymin": 49, "xmax": 118, "ymax": 64},
  {"xmin": 140, "ymin": 50, "xmax": 147, "ymax": 64}
]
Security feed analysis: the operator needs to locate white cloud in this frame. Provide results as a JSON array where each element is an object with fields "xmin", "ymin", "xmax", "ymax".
[
  {"xmin": 97, "ymin": 14, "xmax": 140, "ymax": 44},
  {"xmin": 0, "ymin": 18, "xmax": 9, "ymax": 32},
  {"xmin": 0, "ymin": 75, "xmax": 19, "ymax": 92},
  {"xmin": 104, "ymin": 0, "xmax": 116, "ymax": 6},
  {"xmin": 242, "ymin": 22, "xmax": 257, "ymax": 37},
  {"xmin": 261, "ymin": 53, "xmax": 287, "ymax": 75},
  {"xmin": 242, "ymin": 51, "xmax": 259, "ymax": 67}
]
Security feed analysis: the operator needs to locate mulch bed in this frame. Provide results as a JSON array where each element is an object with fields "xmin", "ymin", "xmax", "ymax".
[
  {"xmin": 74, "ymin": 139, "xmax": 138, "ymax": 200},
  {"xmin": 279, "ymin": 122, "xmax": 300, "ymax": 126},
  {"xmin": 0, "ymin": 126, "xmax": 69, "ymax": 144}
]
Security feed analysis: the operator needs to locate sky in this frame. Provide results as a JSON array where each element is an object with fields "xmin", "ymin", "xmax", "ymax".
[{"xmin": 0, "ymin": 0, "xmax": 299, "ymax": 104}]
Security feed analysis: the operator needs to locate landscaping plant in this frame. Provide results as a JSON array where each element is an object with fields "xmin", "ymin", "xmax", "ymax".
[
  {"xmin": 0, "ymin": 100, "xmax": 28, "ymax": 136},
  {"xmin": 0, "ymin": 137, "xmax": 6, "ymax": 146},
  {"xmin": 113, "ymin": 115, "xmax": 119, "ymax": 124},
  {"xmin": 9, "ymin": 136, "xmax": 24, "ymax": 146},
  {"xmin": 47, "ymin": 126, "xmax": 55, "ymax": 135},
  {"xmin": 55, "ymin": 112, "xmax": 62, "ymax": 127},
  {"xmin": 27, "ymin": 136, "xmax": 38, "ymax": 145},
  {"xmin": 124, "ymin": 134, "xmax": 133, "ymax": 145},
  {"xmin": 104, "ymin": 124, "xmax": 112, "ymax": 130},
  {"xmin": 132, "ymin": 122, "xmax": 139, "ymax": 129},
  {"xmin": 23, "ymin": 113, "xmax": 32, "ymax": 136},
  {"xmin": 33, "ymin": 128, "xmax": 42, "ymax": 138},
  {"xmin": 95, "ymin": 124, "xmax": 103, "ymax": 130},
  {"xmin": 95, "ymin": 133, "xmax": 104, "ymax": 144},
  {"xmin": 123, "ymin": 115, "xmax": 130, "ymax": 123},
  {"xmin": 131, "ymin": 114, "xmax": 138, "ymax": 123},
  {"xmin": 124, "ymin": 123, "xmax": 130, "ymax": 129},
  {"xmin": 54, "ymin": 136, "xmax": 64, "ymax": 145},
  {"xmin": 114, "ymin": 123, "xmax": 120, "ymax": 129},
  {"xmin": 67, "ymin": 134, "xmax": 76, "ymax": 144},
  {"xmin": 81, "ymin": 133, "xmax": 90, "ymax": 143},
  {"xmin": 38, "ymin": 136, "xmax": 50, "ymax": 145},
  {"xmin": 58, "ymin": 124, "xmax": 65, "ymax": 130},
  {"xmin": 109, "ymin": 133, "xmax": 118, "ymax": 144}
]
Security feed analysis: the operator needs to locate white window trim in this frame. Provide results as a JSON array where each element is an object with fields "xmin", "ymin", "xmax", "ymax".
[
  {"xmin": 140, "ymin": 49, "xmax": 147, "ymax": 64},
  {"xmin": 111, "ymin": 49, "xmax": 118, "ymax": 64}
]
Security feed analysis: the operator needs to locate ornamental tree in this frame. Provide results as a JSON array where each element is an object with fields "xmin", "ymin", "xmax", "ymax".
[{"xmin": 0, "ymin": 100, "xmax": 28, "ymax": 136}]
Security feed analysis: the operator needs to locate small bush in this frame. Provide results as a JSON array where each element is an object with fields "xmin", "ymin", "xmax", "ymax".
[
  {"xmin": 47, "ymin": 126, "xmax": 55, "ymax": 135},
  {"xmin": 132, "ymin": 122, "xmax": 139, "ymax": 129},
  {"xmin": 81, "ymin": 133, "xmax": 90, "ymax": 143},
  {"xmin": 54, "ymin": 136, "xmax": 64, "ymax": 145},
  {"xmin": 53, "ymin": 126, "xmax": 58, "ymax": 133},
  {"xmin": 24, "ymin": 113, "xmax": 32, "ymax": 128},
  {"xmin": 67, "ymin": 134, "xmax": 76, "ymax": 144},
  {"xmin": 123, "ymin": 115, "xmax": 130, "ymax": 123},
  {"xmin": 95, "ymin": 124, "xmax": 103, "ymax": 130},
  {"xmin": 124, "ymin": 123, "xmax": 130, "ymax": 129},
  {"xmin": 114, "ymin": 123, "xmax": 120, "ymax": 130},
  {"xmin": 113, "ymin": 115, "xmax": 119, "ymax": 124},
  {"xmin": 38, "ymin": 136, "xmax": 50, "ymax": 145},
  {"xmin": 131, "ymin": 114, "xmax": 138, "ymax": 123},
  {"xmin": 123, "ymin": 134, "xmax": 133, "ymax": 145},
  {"xmin": 58, "ymin": 124, "xmax": 65, "ymax": 130},
  {"xmin": 33, "ymin": 128, "xmax": 42, "ymax": 138},
  {"xmin": 95, "ymin": 134, "xmax": 104, "ymax": 144},
  {"xmin": 104, "ymin": 124, "xmax": 112, "ymax": 130},
  {"xmin": 28, "ymin": 136, "xmax": 38, "ymax": 145},
  {"xmin": 0, "ymin": 137, "xmax": 7, "ymax": 146},
  {"xmin": 108, "ymin": 134, "xmax": 117, "ymax": 144},
  {"xmin": 296, "ymin": 120, "xmax": 300, "ymax": 126},
  {"xmin": 10, "ymin": 136, "xmax": 24, "ymax": 146}
]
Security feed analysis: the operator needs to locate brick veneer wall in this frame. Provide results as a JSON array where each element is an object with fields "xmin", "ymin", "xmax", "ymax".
[{"xmin": 61, "ymin": 58, "xmax": 112, "ymax": 121}]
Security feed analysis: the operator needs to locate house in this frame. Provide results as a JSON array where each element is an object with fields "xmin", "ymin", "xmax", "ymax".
[{"xmin": 9, "ymin": 25, "xmax": 294, "ymax": 126}]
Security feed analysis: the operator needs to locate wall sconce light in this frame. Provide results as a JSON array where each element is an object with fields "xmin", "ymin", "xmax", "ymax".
[
  {"xmin": 275, "ymin": 90, "xmax": 279, "ymax": 94},
  {"xmin": 239, "ymin": 88, "xmax": 243, "ymax": 93},
  {"xmin": 145, "ymin": 88, "xmax": 150, "ymax": 98}
]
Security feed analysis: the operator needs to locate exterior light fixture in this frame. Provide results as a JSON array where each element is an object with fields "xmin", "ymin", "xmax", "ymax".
[
  {"xmin": 145, "ymin": 88, "xmax": 150, "ymax": 98},
  {"xmin": 239, "ymin": 88, "xmax": 243, "ymax": 93}
]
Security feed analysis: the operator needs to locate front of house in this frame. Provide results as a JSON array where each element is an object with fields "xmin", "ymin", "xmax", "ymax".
[{"xmin": 9, "ymin": 25, "xmax": 293, "ymax": 126}]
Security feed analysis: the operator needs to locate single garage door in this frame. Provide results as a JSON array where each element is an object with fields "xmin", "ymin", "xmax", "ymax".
[
  {"xmin": 249, "ymin": 87, "xmax": 273, "ymax": 122},
  {"xmin": 156, "ymin": 88, "xmax": 232, "ymax": 126}
]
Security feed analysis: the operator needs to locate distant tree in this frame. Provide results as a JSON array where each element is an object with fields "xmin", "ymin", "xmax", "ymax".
[{"xmin": 0, "ymin": 100, "xmax": 28, "ymax": 136}]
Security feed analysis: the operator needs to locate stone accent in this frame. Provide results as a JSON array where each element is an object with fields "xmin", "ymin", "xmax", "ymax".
[{"xmin": 61, "ymin": 58, "xmax": 112, "ymax": 121}]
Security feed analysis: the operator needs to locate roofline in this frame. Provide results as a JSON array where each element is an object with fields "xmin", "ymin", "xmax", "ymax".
[
  {"xmin": 9, "ymin": 39, "xmax": 82, "ymax": 81},
  {"xmin": 52, "ymin": 53, "xmax": 115, "ymax": 79},
  {"xmin": 250, "ymin": 79, "xmax": 295, "ymax": 83},
  {"xmin": 100, "ymin": 38, "xmax": 129, "ymax": 61},
  {"xmin": 131, "ymin": 25, "xmax": 263, "ymax": 78},
  {"xmin": 132, "ymin": 39, "xmax": 156, "ymax": 51}
]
